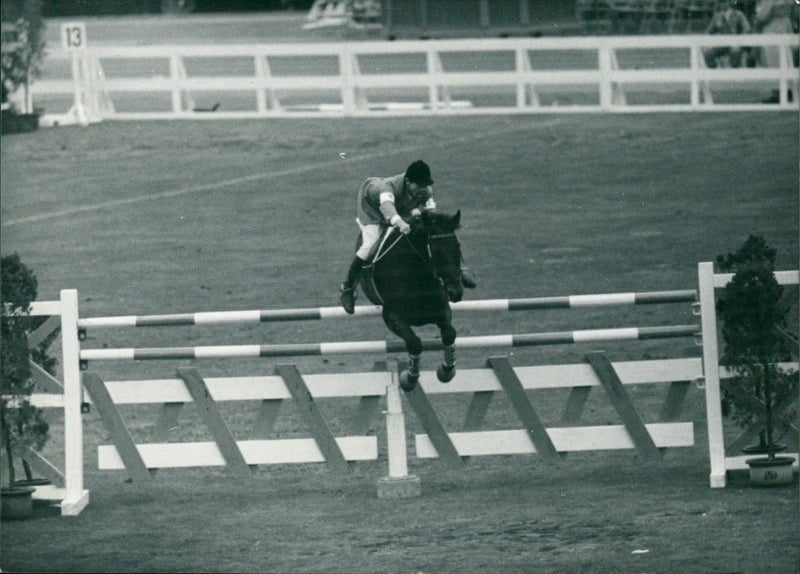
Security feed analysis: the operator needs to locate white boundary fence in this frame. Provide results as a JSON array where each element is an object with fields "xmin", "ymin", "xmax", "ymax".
[
  {"xmin": 34, "ymin": 33, "xmax": 799, "ymax": 125},
  {"xmin": 5, "ymin": 264, "xmax": 798, "ymax": 515}
]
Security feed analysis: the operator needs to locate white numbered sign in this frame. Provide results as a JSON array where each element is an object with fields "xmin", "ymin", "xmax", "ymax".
[{"xmin": 60, "ymin": 22, "xmax": 87, "ymax": 51}]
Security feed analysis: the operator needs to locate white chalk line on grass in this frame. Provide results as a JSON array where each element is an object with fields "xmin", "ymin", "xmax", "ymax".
[{"xmin": 1, "ymin": 119, "xmax": 559, "ymax": 228}]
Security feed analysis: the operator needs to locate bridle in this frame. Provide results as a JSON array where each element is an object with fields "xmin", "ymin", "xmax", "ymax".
[
  {"xmin": 419, "ymin": 230, "xmax": 461, "ymax": 287},
  {"xmin": 370, "ymin": 226, "xmax": 459, "ymax": 279}
]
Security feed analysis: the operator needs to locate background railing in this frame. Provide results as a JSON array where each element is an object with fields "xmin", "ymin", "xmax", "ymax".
[{"xmin": 33, "ymin": 33, "xmax": 798, "ymax": 124}]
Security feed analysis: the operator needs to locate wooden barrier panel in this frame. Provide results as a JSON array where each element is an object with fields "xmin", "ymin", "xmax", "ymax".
[
  {"xmin": 87, "ymin": 364, "xmax": 387, "ymax": 477},
  {"xmin": 413, "ymin": 354, "xmax": 697, "ymax": 461}
]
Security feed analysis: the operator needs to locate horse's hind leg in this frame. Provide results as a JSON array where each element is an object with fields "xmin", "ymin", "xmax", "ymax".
[
  {"xmin": 437, "ymin": 319, "xmax": 457, "ymax": 383},
  {"xmin": 383, "ymin": 310, "xmax": 422, "ymax": 391}
]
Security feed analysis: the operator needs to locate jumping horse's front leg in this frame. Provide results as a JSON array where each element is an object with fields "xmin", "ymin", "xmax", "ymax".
[
  {"xmin": 383, "ymin": 309, "xmax": 423, "ymax": 391},
  {"xmin": 436, "ymin": 316, "xmax": 457, "ymax": 383}
]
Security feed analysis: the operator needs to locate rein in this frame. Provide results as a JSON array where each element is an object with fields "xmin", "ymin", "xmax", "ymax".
[
  {"xmin": 367, "ymin": 227, "xmax": 405, "ymax": 267},
  {"xmin": 370, "ymin": 227, "xmax": 458, "ymax": 285}
]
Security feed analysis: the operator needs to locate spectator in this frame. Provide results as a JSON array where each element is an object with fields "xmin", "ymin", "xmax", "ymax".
[
  {"xmin": 703, "ymin": 0, "xmax": 752, "ymax": 68},
  {"xmin": 753, "ymin": 0, "xmax": 796, "ymax": 102}
]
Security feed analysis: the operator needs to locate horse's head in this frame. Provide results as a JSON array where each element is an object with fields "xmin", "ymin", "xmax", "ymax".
[{"xmin": 419, "ymin": 210, "xmax": 464, "ymax": 303}]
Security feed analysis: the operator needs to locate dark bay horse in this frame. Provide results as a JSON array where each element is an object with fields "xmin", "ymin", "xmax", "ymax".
[{"xmin": 360, "ymin": 210, "xmax": 465, "ymax": 391}]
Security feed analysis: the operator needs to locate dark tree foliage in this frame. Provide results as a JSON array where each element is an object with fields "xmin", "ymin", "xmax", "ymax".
[
  {"xmin": 1, "ymin": 253, "xmax": 51, "ymax": 486},
  {"xmin": 716, "ymin": 234, "xmax": 798, "ymax": 459},
  {"xmin": 1, "ymin": 0, "xmax": 46, "ymax": 111}
]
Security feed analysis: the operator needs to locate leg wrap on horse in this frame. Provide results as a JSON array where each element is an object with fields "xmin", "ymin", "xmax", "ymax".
[
  {"xmin": 443, "ymin": 344, "xmax": 456, "ymax": 368},
  {"xmin": 408, "ymin": 353, "xmax": 421, "ymax": 377}
]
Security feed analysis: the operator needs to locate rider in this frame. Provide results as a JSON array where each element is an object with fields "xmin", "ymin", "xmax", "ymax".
[
  {"xmin": 339, "ymin": 160, "xmax": 477, "ymax": 314},
  {"xmin": 339, "ymin": 160, "xmax": 438, "ymax": 314}
]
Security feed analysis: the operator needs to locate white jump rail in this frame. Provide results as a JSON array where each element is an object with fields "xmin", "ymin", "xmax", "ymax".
[
  {"xmin": 76, "ymin": 290, "xmax": 697, "ymax": 329},
  {"xmin": 77, "ymin": 325, "xmax": 700, "ymax": 362},
  {"xmin": 33, "ymin": 33, "xmax": 799, "ymax": 125},
  {"xmin": 698, "ymin": 262, "xmax": 800, "ymax": 488},
  {"xmin": 1, "ymin": 290, "xmax": 89, "ymax": 516}
]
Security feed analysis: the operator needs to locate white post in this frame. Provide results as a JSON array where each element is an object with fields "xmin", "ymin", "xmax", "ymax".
[
  {"xmin": 598, "ymin": 45, "xmax": 613, "ymax": 109},
  {"xmin": 385, "ymin": 371, "xmax": 408, "ymax": 478},
  {"xmin": 69, "ymin": 52, "xmax": 89, "ymax": 125},
  {"xmin": 515, "ymin": 47, "xmax": 529, "ymax": 109},
  {"xmin": 169, "ymin": 53, "xmax": 187, "ymax": 114},
  {"xmin": 339, "ymin": 44, "xmax": 356, "ymax": 114},
  {"xmin": 698, "ymin": 262, "xmax": 727, "ymax": 488},
  {"xmin": 426, "ymin": 48, "xmax": 440, "ymax": 111},
  {"xmin": 377, "ymin": 366, "xmax": 420, "ymax": 498},
  {"xmin": 59, "ymin": 22, "xmax": 90, "ymax": 124},
  {"xmin": 689, "ymin": 44, "xmax": 701, "ymax": 107},
  {"xmin": 59, "ymin": 289, "xmax": 90, "ymax": 515},
  {"xmin": 778, "ymin": 44, "xmax": 789, "ymax": 106},
  {"xmin": 254, "ymin": 54, "xmax": 268, "ymax": 114}
]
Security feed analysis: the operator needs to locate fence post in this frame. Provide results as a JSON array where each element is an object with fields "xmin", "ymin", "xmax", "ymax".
[
  {"xmin": 377, "ymin": 365, "xmax": 420, "ymax": 498},
  {"xmin": 698, "ymin": 262, "xmax": 726, "ymax": 487},
  {"xmin": 169, "ymin": 52, "xmax": 187, "ymax": 114},
  {"xmin": 597, "ymin": 44, "xmax": 624, "ymax": 109},
  {"xmin": 339, "ymin": 44, "xmax": 358, "ymax": 114},
  {"xmin": 60, "ymin": 289, "xmax": 90, "ymax": 515}
]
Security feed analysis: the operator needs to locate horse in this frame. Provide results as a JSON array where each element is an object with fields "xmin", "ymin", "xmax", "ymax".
[{"xmin": 359, "ymin": 210, "xmax": 465, "ymax": 391}]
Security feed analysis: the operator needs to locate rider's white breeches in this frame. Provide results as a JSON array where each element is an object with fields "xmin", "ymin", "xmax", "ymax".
[{"xmin": 356, "ymin": 218, "xmax": 382, "ymax": 260}]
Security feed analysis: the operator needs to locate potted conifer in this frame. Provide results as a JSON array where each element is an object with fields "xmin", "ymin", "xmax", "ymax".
[
  {"xmin": 1, "ymin": 0, "xmax": 46, "ymax": 134},
  {"xmin": 716, "ymin": 234, "xmax": 798, "ymax": 486},
  {"xmin": 1, "ymin": 254, "xmax": 51, "ymax": 518}
]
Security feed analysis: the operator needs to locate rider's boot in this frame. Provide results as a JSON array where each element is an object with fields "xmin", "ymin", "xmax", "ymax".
[
  {"xmin": 460, "ymin": 267, "xmax": 477, "ymax": 289},
  {"xmin": 340, "ymin": 256, "xmax": 365, "ymax": 314}
]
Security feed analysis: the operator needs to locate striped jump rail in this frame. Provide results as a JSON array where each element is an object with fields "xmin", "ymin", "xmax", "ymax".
[
  {"xmin": 76, "ymin": 290, "xmax": 697, "ymax": 329},
  {"xmin": 79, "ymin": 324, "xmax": 700, "ymax": 362}
]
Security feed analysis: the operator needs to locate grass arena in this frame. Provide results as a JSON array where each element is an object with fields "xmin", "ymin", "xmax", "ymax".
[{"xmin": 2, "ymin": 17, "xmax": 799, "ymax": 574}]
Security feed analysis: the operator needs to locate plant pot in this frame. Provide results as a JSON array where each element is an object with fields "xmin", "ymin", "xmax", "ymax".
[
  {"xmin": 0, "ymin": 111, "xmax": 40, "ymax": 134},
  {"xmin": 745, "ymin": 456, "xmax": 796, "ymax": 486},
  {"xmin": 742, "ymin": 442, "xmax": 787, "ymax": 455},
  {"xmin": 12, "ymin": 478, "xmax": 52, "ymax": 488},
  {"xmin": 1, "ymin": 486, "xmax": 36, "ymax": 519}
]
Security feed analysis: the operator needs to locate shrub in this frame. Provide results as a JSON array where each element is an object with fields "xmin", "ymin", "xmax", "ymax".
[
  {"xmin": 1, "ymin": 253, "xmax": 51, "ymax": 486},
  {"xmin": 716, "ymin": 234, "xmax": 799, "ymax": 458},
  {"xmin": 1, "ymin": 0, "xmax": 46, "ymax": 113}
]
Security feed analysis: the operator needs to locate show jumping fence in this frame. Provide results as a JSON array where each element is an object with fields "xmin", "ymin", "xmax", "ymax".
[
  {"xmin": 6, "ymin": 264, "xmax": 798, "ymax": 515},
  {"xmin": 34, "ymin": 33, "xmax": 799, "ymax": 126}
]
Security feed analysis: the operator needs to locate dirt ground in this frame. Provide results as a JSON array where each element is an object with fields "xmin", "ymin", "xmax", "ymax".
[{"xmin": 1, "ymin": 99, "xmax": 798, "ymax": 571}]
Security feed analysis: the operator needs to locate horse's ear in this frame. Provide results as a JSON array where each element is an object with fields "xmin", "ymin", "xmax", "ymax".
[{"xmin": 452, "ymin": 210, "xmax": 461, "ymax": 228}]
